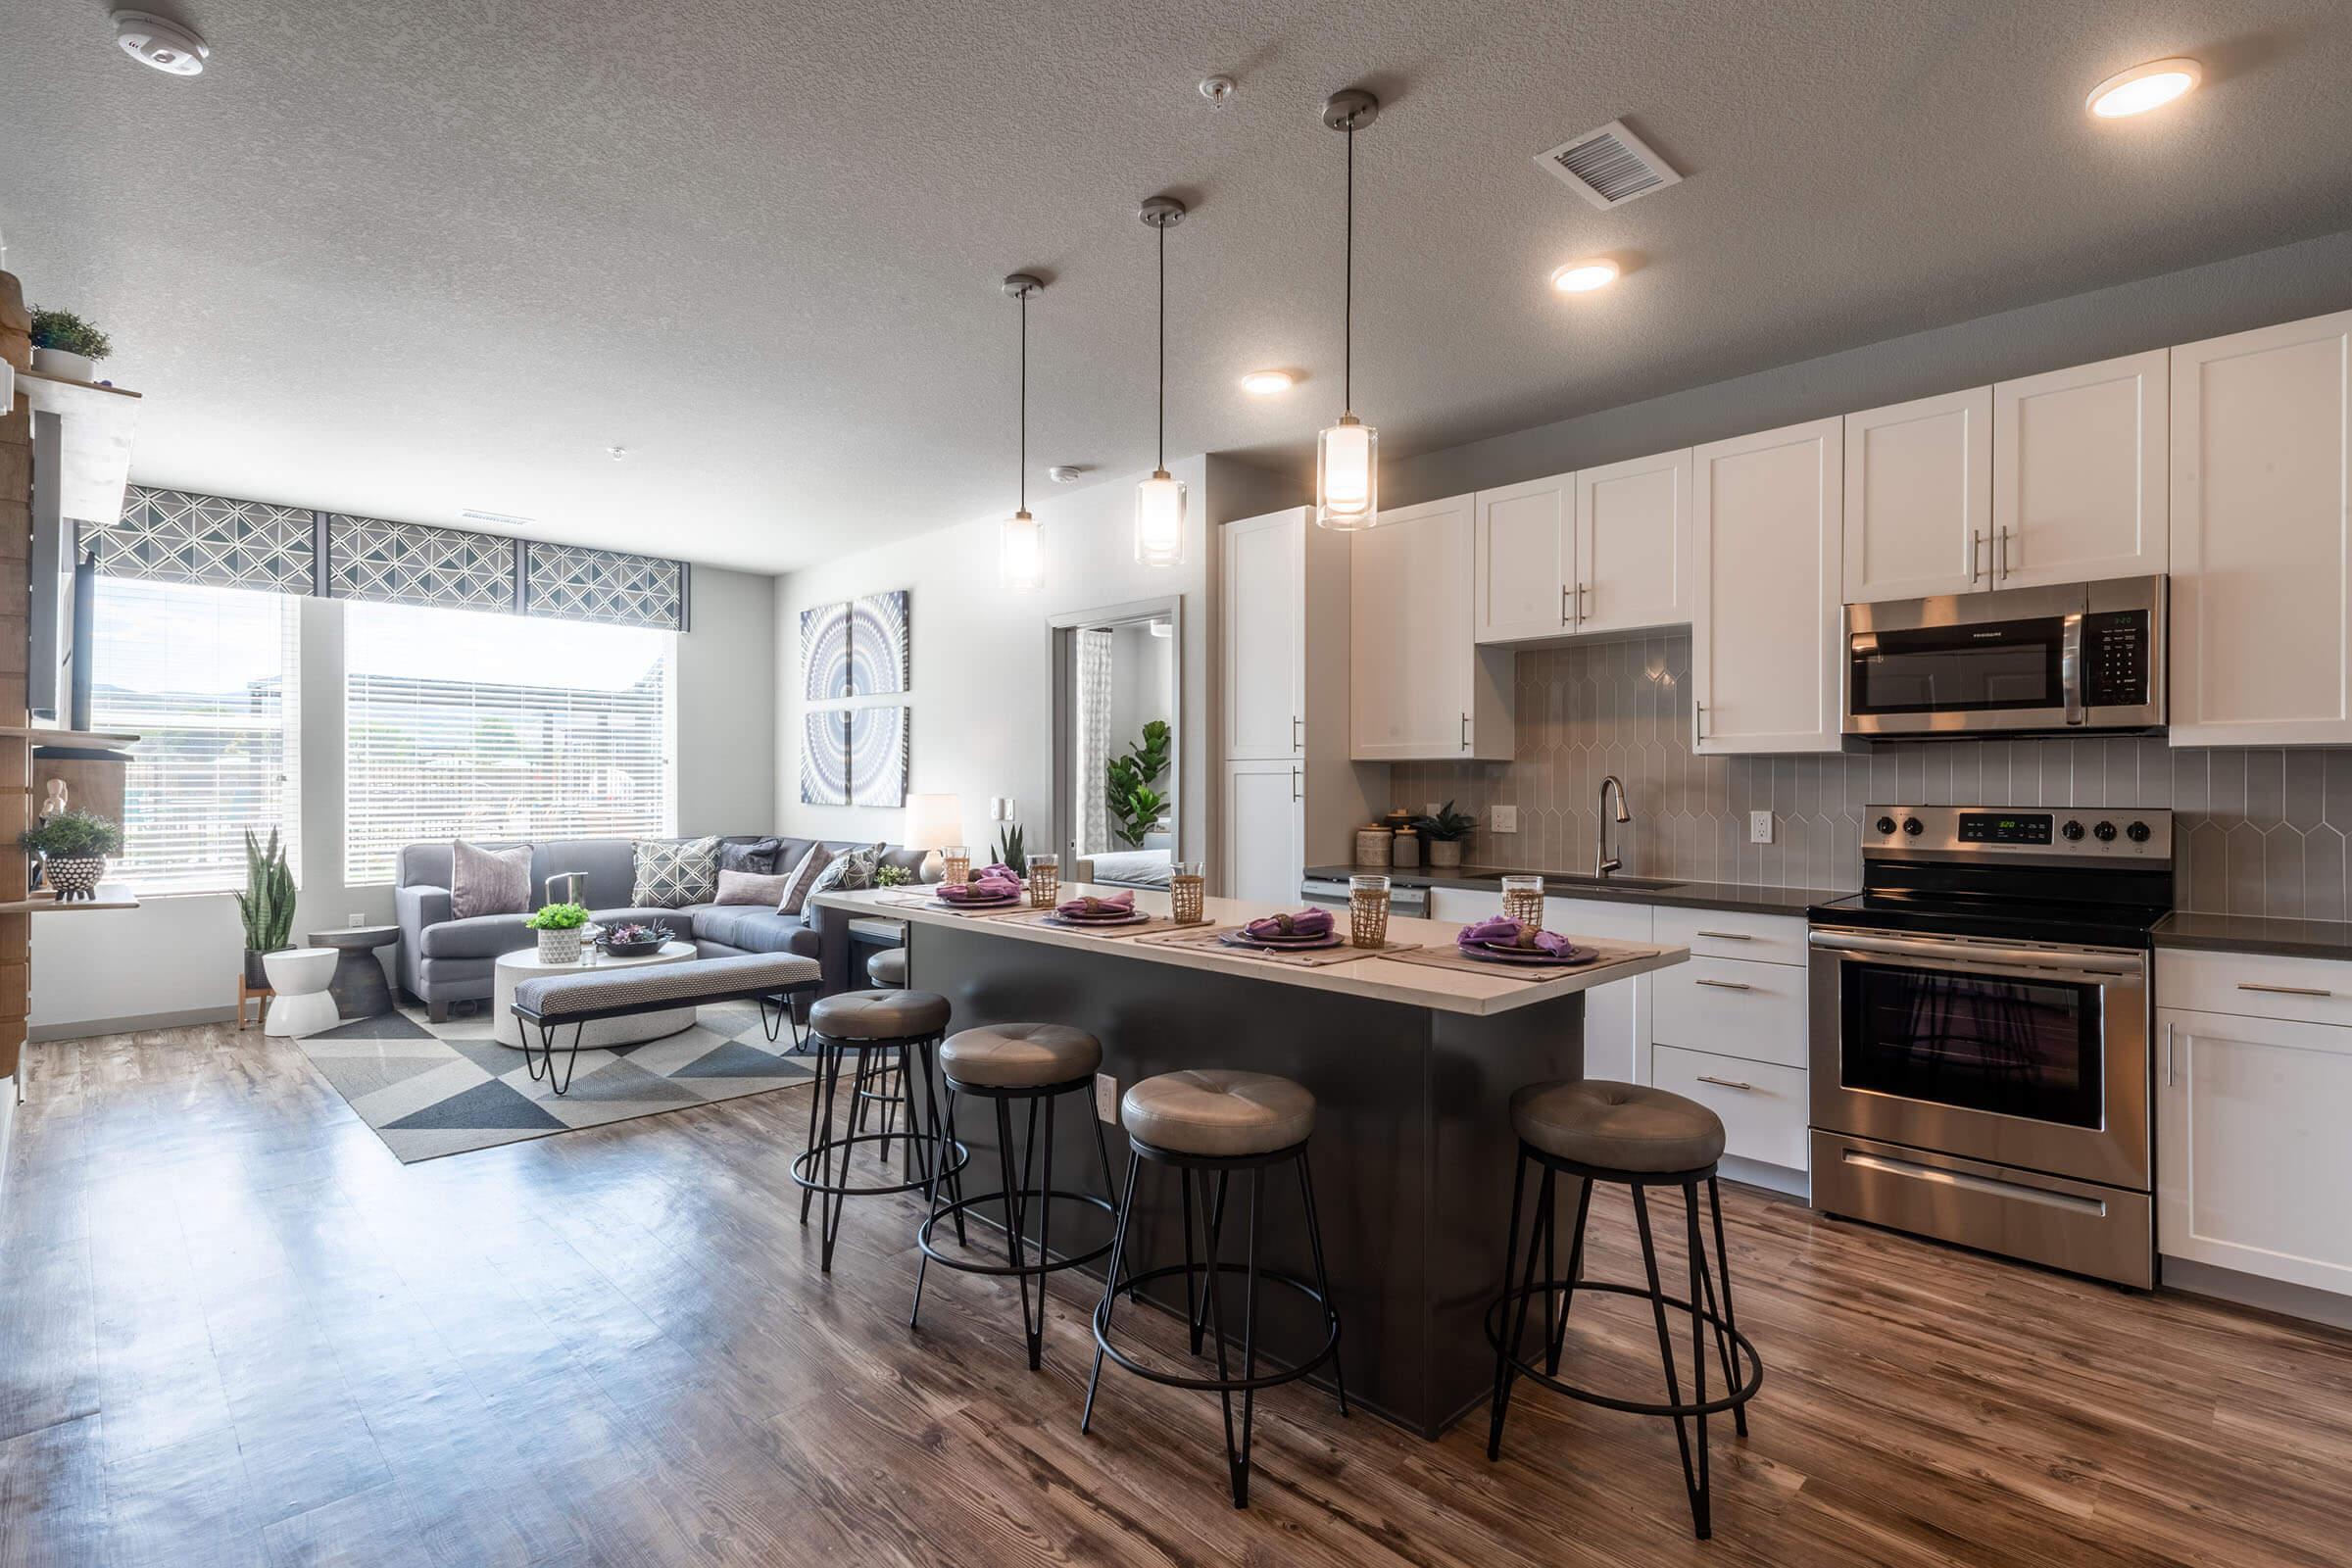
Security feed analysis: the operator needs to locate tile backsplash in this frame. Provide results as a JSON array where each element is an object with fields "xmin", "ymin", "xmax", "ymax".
[{"xmin": 1391, "ymin": 631, "xmax": 2352, "ymax": 918}]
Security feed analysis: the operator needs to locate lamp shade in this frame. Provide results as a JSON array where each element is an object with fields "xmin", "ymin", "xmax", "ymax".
[
  {"xmin": 904, "ymin": 793, "xmax": 962, "ymax": 854},
  {"xmin": 1001, "ymin": 509, "xmax": 1043, "ymax": 592},
  {"xmin": 1134, "ymin": 469, "xmax": 1186, "ymax": 566},
  {"xmin": 1315, "ymin": 415, "xmax": 1378, "ymax": 530}
]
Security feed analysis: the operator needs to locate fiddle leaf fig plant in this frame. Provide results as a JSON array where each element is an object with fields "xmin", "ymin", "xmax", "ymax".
[{"xmin": 1105, "ymin": 719, "xmax": 1171, "ymax": 850}]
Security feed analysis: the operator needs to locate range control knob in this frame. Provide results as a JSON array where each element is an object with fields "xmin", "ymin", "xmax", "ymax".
[
  {"xmin": 2060, "ymin": 819, "xmax": 2085, "ymax": 841},
  {"xmin": 1875, "ymin": 815, "xmax": 1898, "ymax": 836},
  {"xmin": 1902, "ymin": 816, "xmax": 1925, "ymax": 837},
  {"xmin": 2093, "ymin": 820, "xmax": 2118, "ymax": 842},
  {"xmin": 2127, "ymin": 820, "xmax": 2152, "ymax": 843}
]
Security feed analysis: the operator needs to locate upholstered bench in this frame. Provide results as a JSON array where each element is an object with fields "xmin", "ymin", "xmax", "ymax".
[{"xmin": 508, "ymin": 953, "xmax": 822, "ymax": 1095}]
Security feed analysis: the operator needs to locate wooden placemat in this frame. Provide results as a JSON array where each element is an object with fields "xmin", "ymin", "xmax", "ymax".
[
  {"xmin": 874, "ymin": 892, "xmax": 1034, "ymax": 919},
  {"xmin": 1383, "ymin": 942, "xmax": 1664, "ymax": 982},
  {"xmin": 1136, "ymin": 925, "xmax": 1420, "ymax": 968},
  {"xmin": 998, "ymin": 907, "xmax": 1209, "ymax": 940}
]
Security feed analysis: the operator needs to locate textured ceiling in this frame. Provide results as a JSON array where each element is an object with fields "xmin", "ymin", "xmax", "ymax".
[{"xmin": 4, "ymin": 0, "xmax": 2348, "ymax": 571}]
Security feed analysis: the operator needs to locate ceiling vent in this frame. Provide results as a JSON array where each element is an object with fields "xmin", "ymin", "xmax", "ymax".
[{"xmin": 1534, "ymin": 120, "xmax": 1681, "ymax": 210}]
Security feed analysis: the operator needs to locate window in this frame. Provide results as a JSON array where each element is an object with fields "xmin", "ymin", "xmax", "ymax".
[
  {"xmin": 89, "ymin": 578, "xmax": 302, "ymax": 895},
  {"xmin": 343, "ymin": 602, "xmax": 675, "ymax": 884}
]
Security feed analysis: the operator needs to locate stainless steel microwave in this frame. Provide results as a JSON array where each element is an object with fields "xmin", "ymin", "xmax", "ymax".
[{"xmin": 1843, "ymin": 575, "xmax": 2165, "ymax": 739}]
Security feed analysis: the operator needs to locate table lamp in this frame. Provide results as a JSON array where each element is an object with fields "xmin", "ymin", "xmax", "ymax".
[{"xmin": 903, "ymin": 793, "xmax": 962, "ymax": 881}]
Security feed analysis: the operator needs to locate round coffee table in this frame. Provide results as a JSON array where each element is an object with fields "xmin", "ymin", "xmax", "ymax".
[
  {"xmin": 491, "ymin": 940, "xmax": 700, "ymax": 1050},
  {"xmin": 308, "ymin": 924, "xmax": 400, "ymax": 1018}
]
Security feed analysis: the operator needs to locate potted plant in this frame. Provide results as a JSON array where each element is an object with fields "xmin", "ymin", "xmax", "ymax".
[
  {"xmin": 525, "ymin": 902, "xmax": 590, "ymax": 963},
  {"xmin": 1105, "ymin": 719, "xmax": 1171, "ymax": 849},
  {"xmin": 994, "ymin": 821, "xmax": 1028, "ymax": 869},
  {"xmin": 27, "ymin": 308, "xmax": 113, "ymax": 383},
  {"xmin": 1413, "ymin": 801, "xmax": 1477, "ymax": 868},
  {"xmin": 235, "ymin": 828, "xmax": 296, "ymax": 986},
  {"xmin": 21, "ymin": 808, "xmax": 122, "ymax": 903}
]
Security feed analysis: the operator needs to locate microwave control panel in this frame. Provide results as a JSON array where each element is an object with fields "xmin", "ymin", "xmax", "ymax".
[{"xmin": 2082, "ymin": 611, "xmax": 2150, "ymax": 708}]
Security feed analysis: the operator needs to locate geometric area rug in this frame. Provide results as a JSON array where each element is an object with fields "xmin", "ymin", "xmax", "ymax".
[{"xmin": 295, "ymin": 997, "xmax": 816, "ymax": 1164}]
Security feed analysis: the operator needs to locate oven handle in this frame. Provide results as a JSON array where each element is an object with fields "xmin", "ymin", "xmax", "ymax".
[
  {"xmin": 2062, "ymin": 610, "xmax": 2086, "ymax": 726},
  {"xmin": 1809, "ymin": 929, "xmax": 2143, "ymax": 984}
]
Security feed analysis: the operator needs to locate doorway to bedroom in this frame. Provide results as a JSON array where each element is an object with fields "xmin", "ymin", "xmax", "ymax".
[{"xmin": 1049, "ymin": 597, "xmax": 1181, "ymax": 891}]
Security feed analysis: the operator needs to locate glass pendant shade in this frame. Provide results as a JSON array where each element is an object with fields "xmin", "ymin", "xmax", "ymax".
[
  {"xmin": 1315, "ymin": 415, "xmax": 1379, "ymax": 530},
  {"xmin": 1000, "ymin": 509, "xmax": 1044, "ymax": 592},
  {"xmin": 1134, "ymin": 469, "xmax": 1187, "ymax": 566}
]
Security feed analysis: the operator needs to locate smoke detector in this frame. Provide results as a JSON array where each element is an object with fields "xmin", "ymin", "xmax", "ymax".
[
  {"xmin": 1534, "ymin": 119, "xmax": 1681, "ymax": 210},
  {"xmin": 1048, "ymin": 465, "xmax": 1089, "ymax": 484},
  {"xmin": 113, "ymin": 11, "xmax": 211, "ymax": 75}
]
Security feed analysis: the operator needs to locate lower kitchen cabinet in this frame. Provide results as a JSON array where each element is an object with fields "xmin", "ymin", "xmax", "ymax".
[
  {"xmin": 1650, "ymin": 1045, "xmax": 1809, "ymax": 1172},
  {"xmin": 1221, "ymin": 760, "xmax": 1301, "ymax": 907}
]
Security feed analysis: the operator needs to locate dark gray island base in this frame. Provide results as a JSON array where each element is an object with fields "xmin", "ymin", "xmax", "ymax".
[{"xmin": 896, "ymin": 917, "xmax": 1588, "ymax": 1439}]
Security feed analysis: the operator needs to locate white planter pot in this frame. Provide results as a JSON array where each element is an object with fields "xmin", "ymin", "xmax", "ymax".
[
  {"xmin": 30, "ymin": 347, "xmax": 97, "ymax": 382},
  {"xmin": 536, "ymin": 926, "xmax": 585, "ymax": 964}
]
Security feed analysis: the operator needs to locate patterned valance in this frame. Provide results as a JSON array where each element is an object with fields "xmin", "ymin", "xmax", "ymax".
[{"xmin": 87, "ymin": 486, "xmax": 688, "ymax": 630}]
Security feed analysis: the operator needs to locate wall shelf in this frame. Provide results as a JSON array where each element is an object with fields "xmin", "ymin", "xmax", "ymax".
[
  {"xmin": 0, "ymin": 884, "xmax": 139, "ymax": 913},
  {"xmin": 2, "ymin": 726, "xmax": 140, "ymax": 748},
  {"xmin": 16, "ymin": 369, "xmax": 141, "ymax": 528}
]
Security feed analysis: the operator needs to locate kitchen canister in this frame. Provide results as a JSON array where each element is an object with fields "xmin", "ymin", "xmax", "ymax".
[
  {"xmin": 1392, "ymin": 825, "xmax": 1421, "ymax": 868},
  {"xmin": 1353, "ymin": 824, "xmax": 1394, "ymax": 867}
]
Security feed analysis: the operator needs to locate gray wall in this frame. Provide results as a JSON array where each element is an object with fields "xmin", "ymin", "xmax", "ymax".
[{"xmin": 675, "ymin": 564, "xmax": 780, "ymax": 837}]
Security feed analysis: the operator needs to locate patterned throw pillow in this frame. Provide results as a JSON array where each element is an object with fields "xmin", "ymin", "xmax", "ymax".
[
  {"xmin": 775, "ymin": 843, "xmax": 834, "ymax": 915},
  {"xmin": 717, "ymin": 837, "xmax": 783, "ymax": 876},
  {"xmin": 631, "ymin": 836, "xmax": 719, "ymax": 908},
  {"xmin": 804, "ymin": 842, "xmax": 888, "ymax": 902},
  {"xmin": 451, "ymin": 841, "xmax": 531, "ymax": 918}
]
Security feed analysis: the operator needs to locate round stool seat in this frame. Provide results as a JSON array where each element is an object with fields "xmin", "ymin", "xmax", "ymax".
[
  {"xmin": 941, "ymin": 1022, "xmax": 1101, "ymax": 1089},
  {"xmin": 1122, "ymin": 1069, "xmax": 1314, "ymax": 1157},
  {"xmin": 1511, "ymin": 1079, "xmax": 1725, "ymax": 1172},
  {"xmin": 810, "ymin": 988, "xmax": 950, "ymax": 1041},
  {"xmin": 866, "ymin": 947, "xmax": 908, "ymax": 986}
]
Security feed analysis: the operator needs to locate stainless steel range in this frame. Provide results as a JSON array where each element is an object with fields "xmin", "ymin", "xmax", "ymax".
[{"xmin": 1807, "ymin": 806, "xmax": 2174, "ymax": 1288}]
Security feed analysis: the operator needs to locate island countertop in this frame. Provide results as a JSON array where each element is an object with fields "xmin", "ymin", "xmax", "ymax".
[{"xmin": 810, "ymin": 882, "xmax": 1687, "ymax": 1016}]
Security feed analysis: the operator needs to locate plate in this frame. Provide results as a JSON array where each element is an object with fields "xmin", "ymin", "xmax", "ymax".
[
  {"xmin": 1220, "ymin": 930, "xmax": 1344, "ymax": 953},
  {"xmin": 934, "ymin": 892, "xmax": 1018, "ymax": 908},
  {"xmin": 1456, "ymin": 941, "xmax": 1595, "ymax": 966},
  {"xmin": 1046, "ymin": 910, "xmax": 1148, "ymax": 928}
]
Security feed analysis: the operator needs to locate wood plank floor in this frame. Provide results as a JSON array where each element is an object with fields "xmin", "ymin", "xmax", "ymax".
[{"xmin": 4, "ymin": 1023, "xmax": 2350, "ymax": 1567}]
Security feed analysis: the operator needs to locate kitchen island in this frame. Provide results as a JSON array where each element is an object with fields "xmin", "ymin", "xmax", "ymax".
[{"xmin": 810, "ymin": 882, "xmax": 1685, "ymax": 1437}]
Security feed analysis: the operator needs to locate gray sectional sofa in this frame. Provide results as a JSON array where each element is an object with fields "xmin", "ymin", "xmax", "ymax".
[{"xmin": 394, "ymin": 836, "xmax": 926, "ymax": 1019}]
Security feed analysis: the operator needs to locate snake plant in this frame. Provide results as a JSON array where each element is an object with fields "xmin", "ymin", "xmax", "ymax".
[{"xmin": 236, "ymin": 828, "xmax": 296, "ymax": 954}]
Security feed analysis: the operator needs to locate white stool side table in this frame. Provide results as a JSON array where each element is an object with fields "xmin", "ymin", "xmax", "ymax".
[{"xmin": 262, "ymin": 948, "xmax": 342, "ymax": 1037}]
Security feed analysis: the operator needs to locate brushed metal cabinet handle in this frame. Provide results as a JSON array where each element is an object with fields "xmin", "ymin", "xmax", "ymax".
[
  {"xmin": 1693, "ymin": 977, "xmax": 1754, "ymax": 991},
  {"xmin": 2238, "ymin": 982, "xmax": 2333, "ymax": 998},
  {"xmin": 1695, "ymin": 1074, "xmax": 1754, "ymax": 1091},
  {"xmin": 1291, "ymin": 714, "xmax": 1302, "ymax": 750},
  {"xmin": 1291, "ymin": 766, "xmax": 1302, "ymax": 803},
  {"xmin": 2165, "ymin": 1020, "xmax": 2176, "ymax": 1088},
  {"xmin": 1970, "ymin": 527, "xmax": 1985, "ymax": 586},
  {"xmin": 1459, "ymin": 712, "xmax": 1470, "ymax": 751},
  {"xmin": 1693, "ymin": 930, "xmax": 1753, "ymax": 941},
  {"xmin": 1561, "ymin": 582, "xmax": 1572, "ymax": 626},
  {"xmin": 1997, "ymin": 525, "xmax": 2012, "ymax": 580},
  {"xmin": 1693, "ymin": 701, "xmax": 1705, "ymax": 744}
]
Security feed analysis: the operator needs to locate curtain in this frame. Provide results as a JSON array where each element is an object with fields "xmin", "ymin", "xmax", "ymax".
[{"xmin": 1077, "ymin": 628, "xmax": 1113, "ymax": 855}]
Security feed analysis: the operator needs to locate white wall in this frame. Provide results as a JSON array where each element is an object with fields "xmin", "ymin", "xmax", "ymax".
[
  {"xmin": 1104, "ymin": 622, "xmax": 1172, "ymax": 764},
  {"xmin": 29, "ymin": 565, "xmax": 778, "ymax": 1039}
]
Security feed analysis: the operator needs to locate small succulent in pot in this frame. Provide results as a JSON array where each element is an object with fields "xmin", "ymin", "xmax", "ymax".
[
  {"xmin": 874, "ymin": 863, "xmax": 912, "ymax": 888},
  {"xmin": 524, "ymin": 901, "xmax": 591, "ymax": 963},
  {"xmin": 28, "ymin": 307, "xmax": 115, "ymax": 382},
  {"xmin": 1411, "ymin": 801, "xmax": 1477, "ymax": 867},
  {"xmin": 597, "ymin": 920, "xmax": 673, "ymax": 957},
  {"xmin": 21, "ymin": 807, "xmax": 123, "ymax": 903}
]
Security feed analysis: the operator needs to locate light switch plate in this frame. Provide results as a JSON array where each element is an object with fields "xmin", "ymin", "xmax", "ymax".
[
  {"xmin": 1095, "ymin": 1072, "xmax": 1117, "ymax": 1124},
  {"xmin": 1748, "ymin": 810, "xmax": 1775, "ymax": 845},
  {"xmin": 1492, "ymin": 805, "xmax": 1519, "ymax": 833}
]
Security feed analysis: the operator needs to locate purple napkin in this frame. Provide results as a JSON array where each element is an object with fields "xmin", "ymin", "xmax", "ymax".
[
  {"xmin": 1244, "ymin": 908, "xmax": 1334, "ymax": 941},
  {"xmin": 940, "ymin": 875, "xmax": 1018, "ymax": 903},
  {"xmin": 976, "ymin": 862, "xmax": 1021, "ymax": 884},
  {"xmin": 1057, "ymin": 891, "xmax": 1135, "ymax": 917},
  {"xmin": 1460, "ymin": 918, "xmax": 1573, "ymax": 957}
]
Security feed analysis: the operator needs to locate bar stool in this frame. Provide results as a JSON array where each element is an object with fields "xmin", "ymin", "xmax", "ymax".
[
  {"xmin": 852, "ymin": 948, "xmax": 911, "ymax": 1152},
  {"xmin": 1085, "ymin": 1069, "xmax": 1347, "ymax": 1508},
  {"xmin": 1485, "ymin": 1079, "xmax": 1762, "ymax": 1541},
  {"xmin": 796, "ymin": 990, "xmax": 965, "ymax": 1273},
  {"xmin": 866, "ymin": 947, "xmax": 907, "ymax": 986},
  {"xmin": 909, "ymin": 1023, "xmax": 1122, "ymax": 1369}
]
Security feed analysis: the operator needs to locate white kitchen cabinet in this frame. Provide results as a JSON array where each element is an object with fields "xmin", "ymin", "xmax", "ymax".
[
  {"xmin": 1221, "ymin": 760, "xmax": 1303, "ymax": 907},
  {"xmin": 1842, "ymin": 386, "xmax": 1991, "ymax": 604},
  {"xmin": 2158, "ymin": 1005, "xmax": 2352, "ymax": 1297},
  {"xmin": 1350, "ymin": 494, "xmax": 1514, "ymax": 760},
  {"xmin": 2169, "ymin": 310, "xmax": 2352, "ymax": 747},
  {"xmin": 1221, "ymin": 507, "xmax": 1303, "ymax": 760},
  {"xmin": 1650, "ymin": 1045, "xmax": 1810, "ymax": 1173},
  {"xmin": 1473, "ymin": 475, "xmax": 1571, "ymax": 642},
  {"xmin": 1991, "ymin": 349, "xmax": 2168, "ymax": 589},
  {"xmin": 1574, "ymin": 448, "xmax": 1691, "ymax": 636},
  {"xmin": 1690, "ymin": 416, "xmax": 1844, "ymax": 755}
]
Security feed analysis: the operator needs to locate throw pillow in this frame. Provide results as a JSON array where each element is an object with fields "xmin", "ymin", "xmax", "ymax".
[
  {"xmin": 714, "ymin": 868, "xmax": 791, "ymax": 906},
  {"xmin": 631, "ymin": 835, "xmax": 720, "ymax": 908},
  {"xmin": 805, "ymin": 841, "xmax": 888, "ymax": 901},
  {"xmin": 717, "ymin": 836, "xmax": 784, "ymax": 876},
  {"xmin": 775, "ymin": 842, "xmax": 834, "ymax": 915},
  {"xmin": 451, "ymin": 841, "xmax": 531, "ymax": 918}
]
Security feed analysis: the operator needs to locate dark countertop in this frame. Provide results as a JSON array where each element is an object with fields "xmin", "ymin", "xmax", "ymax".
[
  {"xmin": 2153, "ymin": 911, "xmax": 2352, "ymax": 961},
  {"xmin": 1303, "ymin": 863, "xmax": 1848, "ymax": 918}
]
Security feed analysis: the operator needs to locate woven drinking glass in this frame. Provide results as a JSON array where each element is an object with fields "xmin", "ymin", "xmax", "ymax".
[
  {"xmin": 1170, "ymin": 860, "xmax": 1206, "ymax": 924},
  {"xmin": 942, "ymin": 847, "xmax": 971, "ymax": 887},
  {"xmin": 1349, "ymin": 874, "xmax": 1392, "ymax": 949},
  {"xmin": 1500, "ymin": 874, "xmax": 1544, "ymax": 929},
  {"xmin": 1026, "ymin": 854, "xmax": 1060, "ymax": 907}
]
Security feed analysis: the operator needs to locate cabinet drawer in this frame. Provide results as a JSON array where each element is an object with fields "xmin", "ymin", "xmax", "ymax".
[
  {"xmin": 1653, "ymin": 906, "xmax": 1808, "ymax": 966},
  {"xmin": 1651, "ymin": 1045, "xmax": 1808, "ymax": 1170},
  {"xmin": 1652, "ymin": 955, "xmax": 1808, "ymax": 1068},
  {"xmin": 2156, "ymin": 948, "xmax": 2352, "ymax": 1027}
]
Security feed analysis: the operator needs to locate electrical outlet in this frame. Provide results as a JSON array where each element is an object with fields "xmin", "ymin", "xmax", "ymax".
[
  {"xmin": 1425, "ymin": 802, "xmax": 1441, "ymax": 817},
  {"xmin": 1492, "ymin": 805, "xmax": 1519, "ymax": 833},
  {"xmin": 1748, "ymin": 810, "xmax": 1775, "ymax": 845},
  {"xmin": 349, "ymin": 912, "xmax": 366, "ymax": 927},
  {"xmin": 1095, "ymin": 1071, "xmax": 1118, "ymax": 1124}
]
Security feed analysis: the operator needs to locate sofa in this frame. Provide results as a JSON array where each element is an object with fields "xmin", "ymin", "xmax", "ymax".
[{"xmin": 394, "ymin": 836, "xmax": 928, "ymax": 1019}]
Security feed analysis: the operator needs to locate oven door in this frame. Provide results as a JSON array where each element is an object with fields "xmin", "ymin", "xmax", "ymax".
[{"xmin": 1807, "ymin": 928, "xmax": 2149, "ymax": 1190}]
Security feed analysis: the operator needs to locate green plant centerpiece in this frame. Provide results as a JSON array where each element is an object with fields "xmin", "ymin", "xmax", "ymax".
[
  {"xmin": 22, "ymin": 808, "xmax": 123, "ymax": 904},
  {"xmin": 1412, "ymin": 800, "xmax": 1477, "ymax": 867},
  {"xmin": 28, "ymin": 307, "xmax": 114, "ymax": 379},
  {"xmin": 994, "ymin": 821, "xmax": 1027, "ymax": 870},
  {"xmin": 875, "ymin": 863, "xmax": 912, "ymax": 888},
  {"xmin": 235, "ymin": 828, "xmax": 296, "ymax": 985},
  {"xmin": 1105, "ymin": 719, "xmax": 1171, "ymax": 850},
  {"xmin": 524, "ymin": 901, "xmax": 592, "ymax": 964}
]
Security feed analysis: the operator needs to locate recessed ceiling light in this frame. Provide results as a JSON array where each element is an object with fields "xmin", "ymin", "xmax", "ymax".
[
  {"xmin": 1240, "ymin": 369, "xmax": 1294, "ymax": 395},
  {"xmin": 2086, "ymin": 57, "xmax": 2201, "ymax": 118},
  {"xmin": 1550, "ymin": 259, "xmax": 1620, "ymax": 294}
]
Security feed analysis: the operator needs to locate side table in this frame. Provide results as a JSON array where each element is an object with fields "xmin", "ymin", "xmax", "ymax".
[{"xmin": 308, "ymin": 925, "xmax": 401, "ymax": 1019}]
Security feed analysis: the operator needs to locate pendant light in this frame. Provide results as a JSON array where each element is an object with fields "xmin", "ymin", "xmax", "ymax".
[
  {"xmin": 1134, "ymin": 194, "xmax": 1188, "ymax": 567},
  {"xmin": 999, "ymin": 272, "xmax": 1046, "ymax": 591},
  {"xmin": 1315, "ymin": 88, "xmax": 1380, "ymax": 531}
]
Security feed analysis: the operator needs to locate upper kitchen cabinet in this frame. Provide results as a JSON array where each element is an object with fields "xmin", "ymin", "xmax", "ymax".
[
  {"xmin": 1690, "ymin": 416, "xmax": 1844, "ymax": 755},
  {"xmin": 1222, "ymin": 507, "xmax": 1304, "ymax": 760},
  {"xmin": 1472, "ymin": 474, "xmax": 1572, "ymax": 642},
  {"xmin": 2170, "ymin": 310, "xmax": 2352, "ymax": 748},
  {"xmin": 1351, "ymin": 494, "xmax": 1514, "ymax": 760},
  {"xmin": 1841, "ymin": 387, "xmax": 1991, "ymax": 604},
  {"xmin": 1575, "ymin": 448, "xmax": 1691, "ymax": 635},
  {"xmin": 1991, "ymin": 349, "xmax": 2168, "ymax": 589}
]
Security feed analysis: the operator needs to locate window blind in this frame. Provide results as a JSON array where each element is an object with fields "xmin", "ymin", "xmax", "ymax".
[
  {"xmin": 87, "ymin": 577, "xmax": 303, "ymax": 896},
  {"xmin": 343, "ymin": 601, "xmax": 675, "ymax": 885}
]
